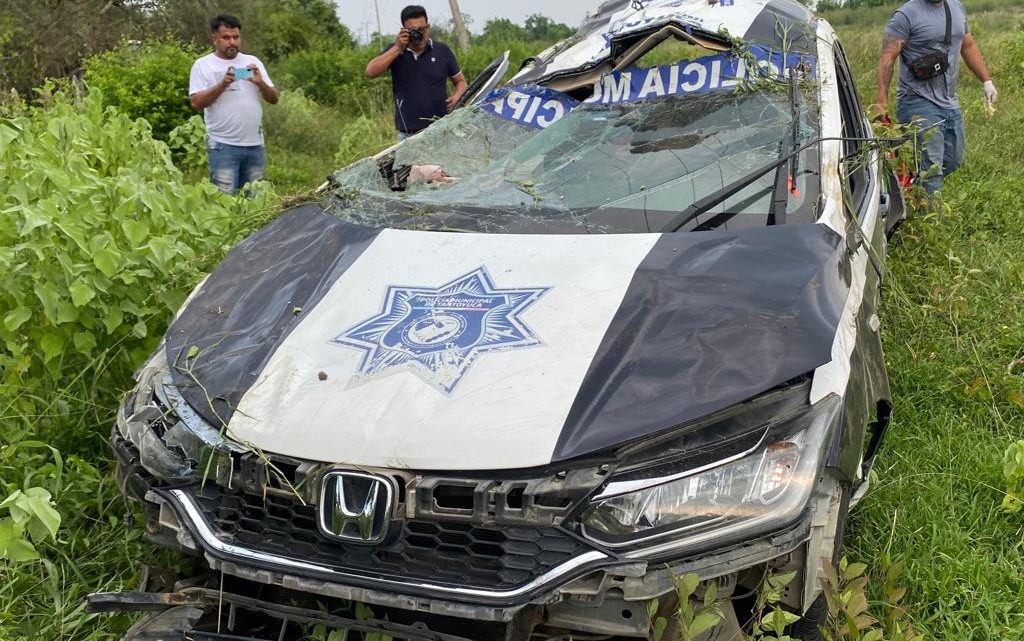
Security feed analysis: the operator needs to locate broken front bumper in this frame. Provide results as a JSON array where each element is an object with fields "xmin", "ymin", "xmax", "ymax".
[
  {"xmin": 91, "ymin": 484, "xmax": 819, "ymax": 640},
  {"xmin": 87, "ymin": 588, "xmax": 487, "ymax": 641},
  {"xmin": 101, "ymin": 414, "xmax": 847, "ymax": 640}
]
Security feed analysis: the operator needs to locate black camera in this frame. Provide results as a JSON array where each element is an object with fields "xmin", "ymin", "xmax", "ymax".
[{"xmin": 408, "ymin": 28, "xmax": 424, "ymax": 45}]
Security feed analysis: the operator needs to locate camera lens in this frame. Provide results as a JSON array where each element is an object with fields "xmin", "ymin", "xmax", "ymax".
[{"xmin": 409, "ymin": 28, "xmax": 423, "ymax": 44}]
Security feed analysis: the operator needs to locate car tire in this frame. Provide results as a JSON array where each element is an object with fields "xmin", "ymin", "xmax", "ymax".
[{"xmin": 788, "ymin": 593, "xmax": 828, "ymax": 641}]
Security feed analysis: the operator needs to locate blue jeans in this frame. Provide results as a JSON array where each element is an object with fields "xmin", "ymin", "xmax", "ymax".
[
  {"xmin": 896, "ymin": 96, "xmax": 965, "ymax": 195},
  {"xmin": 207, "ymin": 141, "xmax": 266, "ymax": 195}
]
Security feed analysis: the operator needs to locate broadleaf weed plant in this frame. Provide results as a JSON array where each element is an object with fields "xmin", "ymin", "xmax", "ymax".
[
  {"xmin": 648, "ymin": 569, "xmax": 800, "ymax": 641},
  {"xmin": 820, "ymin": 556, "xmax": 921, "ymax": 641},
  {"xmin": 0, "ymin": 85, "xmax": 275, "ymax": 394},
  {"xmin": 647, "ymin": 556, "xmax": 919, "ymax": 641},
  {"xmin": 0, "ymin": 85, "xmax": 275, "ymax": 639},
  {"xmin": 649, "ymin": 572, "xmax": 725, "ymax": 641},
  {"xmin": 746, "ymin": 570, "xmax": 802, "ymax": 641},
  {"xmin": 166, "ymin": 114, "xmax": 208, "ymax": 175},
  {"xmin": 1001, "ymin": 440, "xmax": 1024, "ymax": 513}
]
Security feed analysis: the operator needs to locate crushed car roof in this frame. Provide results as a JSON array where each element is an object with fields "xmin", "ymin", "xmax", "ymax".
[{"xmin": 514, "ymin": 0, "xmax": 817, "ymax": 84}]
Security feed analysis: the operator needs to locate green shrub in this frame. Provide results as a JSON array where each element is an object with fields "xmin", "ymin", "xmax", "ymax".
[
  {"xmin": 275, "ymin": 46, "xmax": 391, "ymax": 111},
  {"xmin": 275, "ymin": 47, "xmax": 349, "ymax": 104},
  {"xmin": 265, "ymin": 88, "xmax": 343, "ymax": 153},
  {"xmin": 274, "ymin": 39, "xmax": 552, "ymax": 112},
  {"xmin": 0, "ymin": 87, "xmax": 273, "ymax": 392},
  {"xmin": 0, "ymin": 487, "xmax": 61, "ymax": 563},
  {"xmin": 0, "ymin": 86, "xmax": 278, "ymax": 639},
  {"xmin": 455, "ymin": 39, "xmax": 571, "ymax": 88},
  {"xmin": 83, "ymin": 39, "xmax": 200, "ymax": 140},
  {"xmin": 251, "ymin": 2, "xmax": 356, "ymax": 61},
  {"xmin": 167, "ymin": 114, "xmax": 207, "ymax": 173},
  {"xmin": 261, "ymin": 89, "xmax": 389, "ymax": 192}
]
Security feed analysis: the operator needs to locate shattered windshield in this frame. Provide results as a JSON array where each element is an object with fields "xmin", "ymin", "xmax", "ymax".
[{"xmin": 329, "ymin": 52, "xmax": 820, "ymax": 234}]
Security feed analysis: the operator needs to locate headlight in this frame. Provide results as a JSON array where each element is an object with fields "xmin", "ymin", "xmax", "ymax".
[
  {"xmin": 579, "ymin": 394, "xmax": 841, "ymax": 553},
  {"xmin": 117, "ymin": 348, "xmax": 230, "ymax": 481}
]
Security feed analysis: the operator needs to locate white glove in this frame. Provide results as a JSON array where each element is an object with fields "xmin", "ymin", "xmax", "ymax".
[{"xmin": 983, "ymin": 80, "xmax": 998, "ymax": 105}]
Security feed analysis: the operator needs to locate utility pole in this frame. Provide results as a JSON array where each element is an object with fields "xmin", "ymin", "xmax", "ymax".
[
  {"xmin": 447, "ymin": 0, "xmax": 470, "ymax": 51},
  {"xmin": 373, "ymin": 0, "xmax": 384, "ymax": 48}
]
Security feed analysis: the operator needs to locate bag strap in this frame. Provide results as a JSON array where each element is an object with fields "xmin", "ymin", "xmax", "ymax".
[{"xmin": 942, "ymin": 0, "xmax": 952, "ymax": 48}]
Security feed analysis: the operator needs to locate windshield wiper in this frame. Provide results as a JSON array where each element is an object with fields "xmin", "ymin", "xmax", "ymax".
[
  {"xmin": 660, "ymin": 138, "xmax": 817, "ymax": 233},
  {"xmin": 665, "ymin": 86, "xmax": 811, "ymax": 234},
  {"xmin": 660, "ymin": 106, "xmax": 926, "ymax": 235},
  {"xmin": 768, "ymin": 73, "xmax": 802, "ymax": 226}
]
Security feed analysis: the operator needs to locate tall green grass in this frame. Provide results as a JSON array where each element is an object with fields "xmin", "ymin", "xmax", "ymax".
[{"xmin": 823, "ymin": 2, "xmax": 1024, "ymax": 638}]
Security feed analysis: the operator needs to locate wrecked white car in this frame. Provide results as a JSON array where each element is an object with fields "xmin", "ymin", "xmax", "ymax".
[{"xmin": 90, "ymin": 0, "xmax": 905, "ymax": 639}]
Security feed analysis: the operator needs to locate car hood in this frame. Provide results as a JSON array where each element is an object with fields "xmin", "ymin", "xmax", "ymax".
[{"xmin": 165, "ymin": 204, "xmax": 850, "ymax": 471}]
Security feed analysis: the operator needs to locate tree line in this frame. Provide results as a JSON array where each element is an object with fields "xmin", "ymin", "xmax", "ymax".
[{"xmin": 0, "ymin": 0, "xmax": 572, "ymax": 97}]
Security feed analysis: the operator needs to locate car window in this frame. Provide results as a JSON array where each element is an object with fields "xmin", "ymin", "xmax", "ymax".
[
  {"xmin": 330, "ymin": 55, "xmax": 821, "ymax": 234},
  {"xmin": 833, "ymin": 40, "xmax": 872, "ymax": 212}
]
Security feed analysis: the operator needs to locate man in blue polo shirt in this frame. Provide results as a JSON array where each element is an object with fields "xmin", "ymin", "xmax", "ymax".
[{"xmin": 366, "ymin": 5, "xmax": 468, "ymax": 140}]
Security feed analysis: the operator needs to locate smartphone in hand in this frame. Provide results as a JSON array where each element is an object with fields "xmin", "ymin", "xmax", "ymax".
[{"xmin": 233, "ymin": 66, "xmax": 253, "ymax": 80}]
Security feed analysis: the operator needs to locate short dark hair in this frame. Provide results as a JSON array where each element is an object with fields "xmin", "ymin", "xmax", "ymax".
[
  {"xmin": 400, "ymin": 5, "xmax": 427, "ymax": 24},
  {"xmin": 210, "ymin": 14, "xmax": 242, "ymax": 32}
]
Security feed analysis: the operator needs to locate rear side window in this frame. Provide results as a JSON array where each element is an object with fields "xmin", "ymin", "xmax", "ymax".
[{"xmin": 833, "ymin": 41, "xmax": 870, "ymax": 207}]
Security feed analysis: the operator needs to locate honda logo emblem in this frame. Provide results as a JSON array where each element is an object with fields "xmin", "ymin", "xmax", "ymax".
[{"xmin": 318, "ymin": 471, "xmax": 393, "ymax": 544}]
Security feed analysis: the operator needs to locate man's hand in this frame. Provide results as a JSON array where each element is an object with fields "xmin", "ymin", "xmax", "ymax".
[
  {"xmin": 192, "ymin": 69, "xmax": 232, "ymax": 109},
  {"xmin": 247, "ymin": 64, "xmax": 266, "ymax": 87},
  {"xmin": 396, "ymin": 29, "xmax": 411, "ymax": 51},
  {"xmin": 243, "ymin": 64, "xmax": 279, "ymax": 104},
  {"xmin": 366, "ymin": 33, "xmax": 407, "ymax": 78},
  {"xmin": 221, "ymin": 67, "xmax": 236, "ymax": 88},
  {"xmin": 870, "ymin": 100, "xmax": 893, "ymax": 127},
  {"xmin": 983, "ymin": 80, "xmax": 998, "ymax": 105},
  {"xmin": 446, "ymin": 73, "xmax": 468, "ymax": 112}
]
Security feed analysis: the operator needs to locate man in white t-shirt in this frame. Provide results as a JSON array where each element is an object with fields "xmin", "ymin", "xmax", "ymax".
[{"xmin": 189, "ymin": 14, "xmax": 279, "ymax": 194}]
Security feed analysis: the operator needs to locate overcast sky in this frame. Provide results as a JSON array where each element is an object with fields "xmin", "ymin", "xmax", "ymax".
[{"xmin": 337, "ymin": 0, "xmax": 598, "ymax": 42}]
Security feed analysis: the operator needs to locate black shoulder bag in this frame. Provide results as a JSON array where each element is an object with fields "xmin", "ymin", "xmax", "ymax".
[{"xmin": 908, "ymin": 0, "xmax": 952, "ymax": 81}]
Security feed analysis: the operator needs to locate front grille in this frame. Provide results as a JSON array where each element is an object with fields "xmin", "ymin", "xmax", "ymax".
[{"xmin": 191, "ymin": 485, "xmax": 591, "ymax": 589}]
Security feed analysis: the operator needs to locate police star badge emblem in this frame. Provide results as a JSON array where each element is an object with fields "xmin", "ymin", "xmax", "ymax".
[{"xmin": 334, "ymin": 267, "xmax": 550, "ymax": 393}]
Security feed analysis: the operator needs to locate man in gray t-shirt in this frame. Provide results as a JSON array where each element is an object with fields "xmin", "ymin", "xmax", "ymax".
[{"xmin": 874, "ymin": 0, "xmax": 996, "ymax": 194}]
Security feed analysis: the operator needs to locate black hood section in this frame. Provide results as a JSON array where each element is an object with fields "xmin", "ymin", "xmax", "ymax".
[
  {"xmin": 552, "ymin": 223, "xmax": 849, "ymax": 462},
  {"xmin": 164, "ymin": 205, "xmax": 379, "ymax": 427}
]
